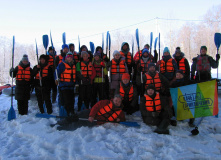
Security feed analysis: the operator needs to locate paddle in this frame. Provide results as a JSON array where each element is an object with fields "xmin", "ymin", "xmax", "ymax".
[
  {"xmin": 106, "ymin": 31, "xmax": 109, "ymax": 57},
  {"xmin": 90, "ymin": 42, "xmax": 95, "ymax": 54},
  {"xmin": 8, "ymin": 36, "xmax": 16, "ymax": 121},
  {"xmin": 62, "ymin": 32, "xmax": 66, "ymax": 45},
  {"xmin": 102, "ymin": 33, "xmax": 104, "ymax": 57},
  {"xmin": 78, "ymin": 35, "xmax": 80, "ymax": 53},
  {"xmin": 159, "ymin": 33, "xmax": 160, "ymax": 61},
  {"xmin": 154, "ymin": 37, "xmax": 158, "ymax": 50},
  {"xmin": 131, "ymin": 36, "xmax": 134, "ymax": 79},
  {"xmin": 150, "ymin": 32, "xmax": 153, "ymax": 54},
  {"xmin": 42, "ymin": 35, "xmax": 49, "ymax": 54},
  {"xmin": 35, "ymin": 113, "xmax": 140, "ymax": 127},
  {"xmin": 214, "ymin": 33, "xmax": 221, "ymax": 79},
  {"xmin": 135, "ymin": 28, "xmax": 140, "ymax": 51},
  {"xmin": 108, "ymin": 32, "xmax": 111, "ymax": 59},
  {"xmin": 36, "ymin": 40, "xmax": 47, "ymax": 113}
]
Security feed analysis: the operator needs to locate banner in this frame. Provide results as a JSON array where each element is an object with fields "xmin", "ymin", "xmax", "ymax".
[{"xmin": 170, "ymin": 80, "xmax": 218, "ymax": 120}]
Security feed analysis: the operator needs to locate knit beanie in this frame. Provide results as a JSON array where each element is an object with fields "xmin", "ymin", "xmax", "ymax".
[
  {"xmin": 65, "ymin": 52, "xmax": 73, "ymax": 59},
  {"xmin": 113, "ymin": 50, "xmax": 121, "ymax": 57},
  {"xmin": 81, "ymin": 51, "xmax": 88, "ymax": 57},
  {"xmin": 48, "ymin": 46, "xmax": 55, "ymax": 51},
  {"xmin": 21, "ymin": 54, "xmax": 29, "ymax": 62},
  {"xmin": 62, "ymin": 44, "xmax": 69, "ymax": 50},
  {"xmin": 163, "ymin": 47, "xmax": 170, "ymax": 55},
  {"xmin": 146, "ymin": 84, "xmax": 156, "ymax": 91},
  {"xmin": 94, "ymin": 51, "xmax": 101, "ymax": 57},
  {"xmin": 148, "ymin": 63, "xmax": 156, "ymax": 69},
  {"xmin": 122, "ymin": 73, "xmax": 130, "ymax": 80},
  {"xmin": 142, "ymin": 48, "xmax": 149, "ymax": 54}
]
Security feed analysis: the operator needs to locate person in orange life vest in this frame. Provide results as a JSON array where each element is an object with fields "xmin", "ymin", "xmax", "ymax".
[
  {"xmin": 69, "ymin": 43, "xmax": 79, "ymax": 63},
  {"xmin": 10, "ymin": 54, "xmax": 33, "ymax": 115},
  {"xmin": 55, "ymin": 44, "xmax": 69, "ymax": 68},
  {"xmin": 156, "ymin": 47, "xmax": 178, "ymax": 83},
  {"xmin": 135, "ymin": 48, "xmax": 153, "ymax": 97},
  {"xmin": 191, "ymin": 46, "xmax": 220, "ymax": 82},
  {"xmin": 107, "ymin": 50, "xmax": 128, "ymax": 99},
  {"xmin": 33, "ymin": 55, "xmax": 54, "ymax": 114},
  {"xmin": 140, "ymin": 84, "xmax": 172, "ymax": 134},
  {"xmin": 143, "ymin": 63, "xmax": 169, "ymax": 96},
  {"xmin": 79, "ymin": 45, "xmax": 93, "ymax": 62},
  {"xmin": 173, "ymin": 47, "xmax": 190, "ymax": 80},
  {"xmin": 115, "ymin": 73, "xmax": 138, "ymax": 115},
  {"xmin": 96, "ymin": 46, "xmax": 110, "ymax": 99},
  {"xmin": 76, "ymin": 51, "xmax": 96, "ymax": 111},
  {"xmin": 47, "ymin": 46, "xmax": 58, "ymax": 103},
  {"xmin": 88, "ymin": 94, "xmax": 126, "ymax": 124},
  {"xmin": 56, "ymin": 52, "xmax": 77, "ymax": 116},
  {"xmin": 120, "ymin": 42, "xmax": 133, "ymax": 76},
  {"xmin": 91, "ymin": 51, "xmax": 108, "ymax": 107}
]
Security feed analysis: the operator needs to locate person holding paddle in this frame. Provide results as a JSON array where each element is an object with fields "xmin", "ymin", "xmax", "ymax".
[
  {"xmin": 55, "ymin": 44, "xmax": 69, "ymax": 67},
  {"xmin": 191, "ymin": 46, "xmax": 220, "ymax": 82},
  {"xmin": 10, "ymin": 54, "xmax": 33, "ymax": 115}
]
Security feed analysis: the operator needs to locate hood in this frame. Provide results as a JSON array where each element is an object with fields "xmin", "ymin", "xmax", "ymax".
[
  {"xmin": 172, "ymin": 52, "xmax": 185, "ymax": 58},
  {"xmin": 19, "ymin": 61, "xmax": 30, "ymax": 69},
  {"xmin": 121, "ymin": 42, "xmax": 130, "ymax": 52}
]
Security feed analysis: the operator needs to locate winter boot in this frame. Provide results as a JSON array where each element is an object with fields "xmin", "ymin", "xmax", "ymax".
[
  {"xmin": 52, "ymin": 92, "xmax": 57, "ymax": 103},
  {"xmin": 188, "ymin": 118, "xmax": 195, "ymax": 127},
  {"xmin": 154, "ymin": 119, "xmax": 170, "ymax": 134}
]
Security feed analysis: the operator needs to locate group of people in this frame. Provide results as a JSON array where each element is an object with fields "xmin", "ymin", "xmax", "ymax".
[{"xmin": 9, "ymin": 41, "xmax": 220, "ymax": 134}]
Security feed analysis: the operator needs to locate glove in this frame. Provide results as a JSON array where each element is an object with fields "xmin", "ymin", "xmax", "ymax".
[
  {"xmin": 154, "ymin": 50, "xmax": 158, "ymax": 54},
  {"xmin": 10, "ymin": 68, "xmax": 15, "ymax": 73},
  {"xmin": 100, "ymin": 61, "xmax": 105, "ymax": 67},
  {"xmin": 55, "ymin": 79, "xmax": 60, "ymax": 86},
  {"xmin": 216, "ymin": 54, "xmax": 220, "ymax": 61},
  {"xmin": 152, "ymin": 112, "xmax": 160, "ymax": 118},
  {"xmin": 191, "ymin": 75, "xmax": 195, "ymax": 81}
]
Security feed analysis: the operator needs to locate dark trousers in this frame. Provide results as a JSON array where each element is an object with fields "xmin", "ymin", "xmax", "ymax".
[
  {"xmin": 35, "ymin": 86, "xmax": 52, "ymax": 114},
  {"xmin": 17, "ymin": 100, "xmax": 28, "ymax": 115},
  {"xmin": 91, "ymin": 83, "xmax": 106, "ymax": 107},
  {"xmin": 78, "ymin": 84, "xmax": 92, "ymax": 111},
  {"xmin": 60, "ymin": 89, "xmax": 75, "ymax": 115}
]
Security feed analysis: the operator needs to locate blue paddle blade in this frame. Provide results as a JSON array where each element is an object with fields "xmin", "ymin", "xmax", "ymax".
[
  {"xmin": 59, "ymin": 106, "xmax": 67, "ymax": 117},
  {"xmin": 78, "ymin": 35, "xmax": 80, "ymax": 52},
  {"xmin": 35, "ymin": 113, "xmax": 66, "ymax": 119},
  {"xmin": 214, "ymin": 33, "xmax": 221, "ymax": 49},
  {"xmin": 50, "ymin": 31, "xmax": 54, "ymax": 48},
  {"xmin": 42, "ymin": 35, "xmax": 49, "ymax": 50},
  {"xmin": 154, "ymin": 37, "xmax": 158, "ymax": 50},
  {"xmin": 132, "ymin": 37, "xmax": 134, "ymax": 56},
  {"xmin": 150, "ymin": 32, "xmax": 153, "ymax": 48},
  {"xmin": 119, "ymin": 121, "xmax": 140, "ymax": 127},
  {"xmin": 159, "ymin": 33, "xmax": 160, "ymax": 49},
  {"xmin": 62, "ymin": 32, "xmax": 66, "ymax": 45},
  {"xmin": 108, "ymin": 33, "xmax": 111, "ymax": 50},
  {"xmin": 102, "ymin": 33, "xmax": 104, "ymax": 50},
  {"xmin": 12, "ymin": 36, "xmax": 15, "ymax": 55},
  {"xmin": 35, "ymin": 39, "xmax": 38, "ymax": 56},
  {"xmin": 90, "ymin": 42, "xmax": 95, "ymax": 54},
  {"xmin": 136, "ymin": 28, "xmax": 140, "ymax": 50},
  {"xmin": 8, "ymin": 105, "xmax": 16, "ymax": 121},
  {"xmin": 106, "ymin": 31, "xmax": 109, "ymax": 49}
]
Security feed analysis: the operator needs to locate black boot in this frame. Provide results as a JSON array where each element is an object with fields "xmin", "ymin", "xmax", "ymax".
[
  {"xmin": 52, "ymin": 92, "xmax": 57, "ymax": 103},
  {"xmin": 154, "ymin": 119, "xmax": 170, "ymax": 134},
  {"xmin": 188, "ymin": 118, "xmax": 195, "ymax": 127}
]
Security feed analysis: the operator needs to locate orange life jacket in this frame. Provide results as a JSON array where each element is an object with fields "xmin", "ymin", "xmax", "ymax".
[
  {"xmin": 48, "ymin": 55, "xmax": 57, "ymax": 66},
  {"xmin": 120, "ymin": 51, "xmax": 132, "ymax": 65},
  {"xmin": 160, "ymin": 58, "xmax": 174, "ymax": 73},
  {"xmin": 111, "ymin": 59, "xmax": 126, "ymax": 75},
  {"xmin": 174, "ymin": 58, "xmax": 186, "ymax": 73},
  {"xmin": 196, "ymin": 55, "xmax": 210, "ymax": 72},
  {"xmin": 35, "ymin": 65, "xmax": 50, "ymax": 79},
  {"xmin": 58, "ymin": 55, "xmax": 64, "ymax": 64},
  {"xmin": 72, "ymin": 52, "xmax": 79, "ymax": 63},
  {"xmin": 144, "ymin": 93, "xmax": 161, "ymax": 112},
  {"xmin": 60, "ymin": 62, "xmax": 76, "ymax": 82},
  {"xmin": 119, "ymin": 83, "xmax": 133, "ymax": 101},
  {"xmin": 140, "ymin": 59, "xmax": 151, "ymax": 73},
  {"xmin": 81, "ymin": 61, "xmax": 93, "ymax": 77},
  {"xmin": 97, "ymin": 101, "xmax": 122, "ymax": 121},
  {"xmin": 145, "ymin": 72, "xmax": 162, "ymax": 91},
  {"xmin": 16, "ymin": 65, "xmax": 31, "ymax": 81},
  {"xmin": 135, "ymin": 51, "xmax": 142, "ymax": 62}
]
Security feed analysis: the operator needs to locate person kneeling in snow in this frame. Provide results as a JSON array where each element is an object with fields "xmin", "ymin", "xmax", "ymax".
[{"xmin": 140, "ymin": 84, "xmax": 172, "ymax": 134}]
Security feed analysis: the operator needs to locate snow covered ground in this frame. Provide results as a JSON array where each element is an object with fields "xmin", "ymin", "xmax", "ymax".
[{"xmin": 0, "ymin": 91, "xmax": 221, "ymax": 160}]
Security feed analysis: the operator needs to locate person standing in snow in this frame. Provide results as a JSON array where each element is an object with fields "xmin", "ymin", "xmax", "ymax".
[
  {"xmin": 33, "ymin": 55, "xmax": 53, "ymax": 114},
  {"xmin": 9, "ymin": 54, "xmax": 33, "ymax": 115},
  {"xmin": 91, "ymin": 51, "xmax": 108, "ymax": 107},
  {"xmin": 115, "ymin": 73, "xmax": 138, "ymax": 115},
  {"xmin": 55, "ymin": 44, "xmax": 69, "ymax": 67},
  {"xmin": 56, "ymin": 52, "xmax": 77, "ymax": 116},
  {"xmin": 69, "ymin": 43, "xmax": 79, "ymax": 63},
  {"xmin": 47, "ymin": 46, "xmax": 57, "ymax": 103},
  {"xmin": 140, "ymin": 84, "xmax": 172, "ymax": 134},
  {"xmin": 191, "ymin": 46, "xmax": 220, "ymax": 82},
  {"xmin": 173, "ymin": 47, "xmax": 190, "ymax": 80},
  {"xmin": 79, "ymin": 45, "xmax": 93, "ymax": 62},
  {"xmin": 76, "ymin": 51, "xmax": 96, "ymax": 111},
  {"xmin": 119, "ymin": 42, "xmax": 133, "ymax": 76},
  {"xmin": 107, "ymin": 50, "xmax": 128, "ymax": 99},
  {"xmin": 95, "ymin": 46, "xmax": 110, "ymax": 63}
]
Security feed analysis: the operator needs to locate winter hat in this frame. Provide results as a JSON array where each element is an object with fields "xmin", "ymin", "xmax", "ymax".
[
  {"xmin": 148, "ymin": 63, "xmax": 156, "ymax": 69},
  {"xmin": 21, "ymin": 54, "xmax": 29, "ymax": 62},
  {"xmin": 200, "ymin": 46, "xmax": 207, "ymax": 51},
  {"xmin": 142, "ymin": 48, "xmax": 149, "ymax": 54},
  {"xmin": 94, "ymin": 51, "xmax": 101, "ymax": 57},
  {"xmin": 146, "ymin": 84, "xmax": 156, "ymax": 91},
  {"xmin": 65, "ymin": 52, "xmax": 73, "ymax": 59},
  {"xmin": 48, "ymin": 46, "xmax": 55, "ymax": 51},
  {"xmin": 113, "ymin": 50, "xmax": 121, "ymax": 57},
  {"xmin": 122, "ymin": 73, "xmax": 130, "ymax": 80},
  {"xmin": 81, "ymin": 51, "xmax": 88, "ymax": 57},
  {"xmin": 62, "ymin": 44, "xmax": 69, "ymax": 50},
  {"xmin": 176, "ymin": 69, "xmax": 184, "ymax": 75},
  {"xmin": 163, "ymin": 47, "xmax": 170, "ymax": 55}
]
